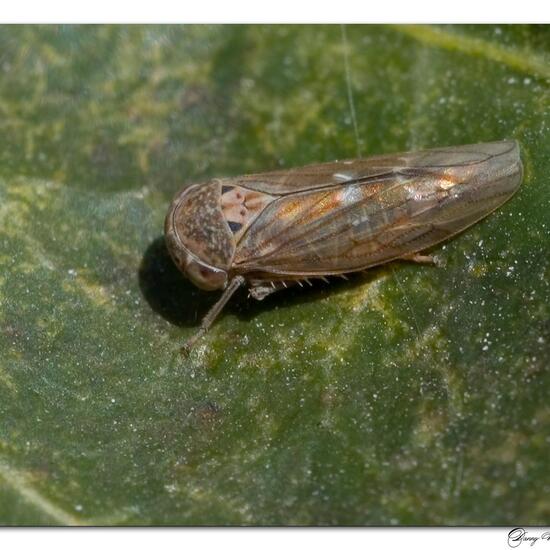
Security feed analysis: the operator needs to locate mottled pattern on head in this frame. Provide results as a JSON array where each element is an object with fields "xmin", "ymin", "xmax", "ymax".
[{"xmin": 172, "ymin": 181, "xmax": 234, "ymax": 269}]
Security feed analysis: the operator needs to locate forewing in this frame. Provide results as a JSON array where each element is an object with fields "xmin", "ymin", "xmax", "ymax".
[
  {"xmin": 229, "ymin": 141, "xmax": 518, "ymax": 195},
  {"xmin": 232, "ymin": 141, "xmax": 522, "ymax": 276}
]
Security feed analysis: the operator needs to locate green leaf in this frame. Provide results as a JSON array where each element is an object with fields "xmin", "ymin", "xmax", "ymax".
[{"xmin": 0, "ymin": 25, "xmax": 548, "ymax": 525}]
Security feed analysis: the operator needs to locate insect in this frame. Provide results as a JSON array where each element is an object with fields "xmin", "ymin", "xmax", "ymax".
[{"xmin": 165, "ymin": 140, "xmax": 523, "ymax": 351}]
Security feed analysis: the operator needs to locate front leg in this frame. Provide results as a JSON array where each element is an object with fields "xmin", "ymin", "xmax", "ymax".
[{"xmin": 181, "ymin": 275, "xmax": 246, "ymax": 354}]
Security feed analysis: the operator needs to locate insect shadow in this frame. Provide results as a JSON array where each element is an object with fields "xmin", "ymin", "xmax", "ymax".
[
  {"xmin": 139, "ymin": 236, "xmax": 219, "ymax": 327},
  {"xmin": 138, "ymin": 236, "xmax": 391, "ymax": 329}
]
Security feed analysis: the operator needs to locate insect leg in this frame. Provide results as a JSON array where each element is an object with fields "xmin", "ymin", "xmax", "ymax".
[
  {"xmin": 248, "ymin": 279, "xmax": 302, "ymax": 301},
  {"xmin": 249, "ymin": 285, "xmax": 280, "ymax": 301},
  {"xmin": 402, "ymin": 253, "xmax": 443, "ymax": 266},
  {"xmin": 182, "ymin": 275, "xmax": 246, "ymax": 354}
]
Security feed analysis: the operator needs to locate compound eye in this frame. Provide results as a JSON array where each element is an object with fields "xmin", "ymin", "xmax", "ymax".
[{"xmin": 184, "ymin": 258, "xmax": 227, "ymax": 291}]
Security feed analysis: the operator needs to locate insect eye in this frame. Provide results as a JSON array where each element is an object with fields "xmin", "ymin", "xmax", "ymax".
[{"xmin": 184, "ymin": 257, "xmax": 227, "ymax": 291}]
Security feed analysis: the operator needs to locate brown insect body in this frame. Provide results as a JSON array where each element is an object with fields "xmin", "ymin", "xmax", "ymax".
[{"xmin": 165, "ymin": 141, "xmax": 523, "ymax": 350}]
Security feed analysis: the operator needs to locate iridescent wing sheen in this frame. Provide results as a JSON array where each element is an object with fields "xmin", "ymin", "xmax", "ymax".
[{"xmin": 232, "ymin": 141, "xmax": 522, "ymax": 277}]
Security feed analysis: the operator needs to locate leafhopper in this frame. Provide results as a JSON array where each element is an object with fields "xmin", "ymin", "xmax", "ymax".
[{"xmin": 165, "ymin": 141, "xmax": 523, "ymax": 350}]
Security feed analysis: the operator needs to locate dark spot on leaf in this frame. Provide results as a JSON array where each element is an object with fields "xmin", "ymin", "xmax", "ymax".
[{"xmin": 193, "ymin": 402, "xmax": 222, "ymax": 426}]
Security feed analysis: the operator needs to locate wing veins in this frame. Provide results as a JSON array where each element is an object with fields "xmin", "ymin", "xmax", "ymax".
[
  {"xmin": 237, "ymin": 181, "xmax": 408, "ymax": 266},
  {"xmin": 234, "ymin": 142, "xmax": 515, "ymax": 196}
]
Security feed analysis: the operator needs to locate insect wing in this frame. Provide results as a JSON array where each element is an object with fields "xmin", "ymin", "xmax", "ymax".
[
  {"xmin": 232, "ymin": 141, "xmax": 518, "ymax": 195},
  {"xmin": 232, "ymin": 141, "xmax": 522, "ymax": 276}
]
